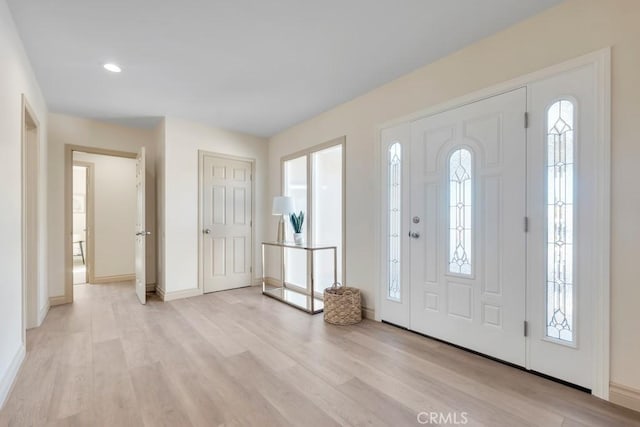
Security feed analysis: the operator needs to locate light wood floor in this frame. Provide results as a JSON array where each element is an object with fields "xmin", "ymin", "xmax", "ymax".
[{"xmin": 1, "ymin": 283, "xmax": 639, "ymax": 427}]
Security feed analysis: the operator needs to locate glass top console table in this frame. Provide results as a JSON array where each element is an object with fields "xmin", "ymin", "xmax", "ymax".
[{"xmin": 261, "ymin": 241, "xmax": 337, "ymax": 314}]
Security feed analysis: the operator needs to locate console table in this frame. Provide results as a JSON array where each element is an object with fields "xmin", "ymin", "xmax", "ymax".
[{"xmin": 261, "ymin": 241, "xmax": 337, "ymax": 314}]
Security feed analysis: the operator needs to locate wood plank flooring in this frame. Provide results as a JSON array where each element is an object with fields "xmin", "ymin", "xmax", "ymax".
[{"xmin": 1, "ymin": 282, "xmax": 639, "ymax": 426}]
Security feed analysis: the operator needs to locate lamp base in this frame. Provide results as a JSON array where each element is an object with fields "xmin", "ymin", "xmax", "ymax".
[{"xmin": 276, "ymin": 216, "xmax": 285, "ymax": 243}]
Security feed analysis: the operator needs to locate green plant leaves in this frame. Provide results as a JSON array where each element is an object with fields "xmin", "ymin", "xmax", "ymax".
[{"xmin": 290, "ymin": 211, "xmax": 304, "ymax": 233}]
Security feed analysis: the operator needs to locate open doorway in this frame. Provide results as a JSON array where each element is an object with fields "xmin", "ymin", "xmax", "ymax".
[
  {"xmin": 65, "ymin": 147, "xmax": 143, "ymax": 302},
  {"xmin": 21, "ymin": 95, "xmax": 40, "ymax": 338},
  {"xmin": 72, "ymin": 162, "xmax": 91, "ymax": 285}
]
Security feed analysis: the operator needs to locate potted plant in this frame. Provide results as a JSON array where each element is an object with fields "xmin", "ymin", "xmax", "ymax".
[{"xmin": 290, "ymin": 211, "xmax": 304, "ymax": 245}]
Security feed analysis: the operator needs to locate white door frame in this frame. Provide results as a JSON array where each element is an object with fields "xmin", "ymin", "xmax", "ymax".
[
  {"xmin": 374, "ymin": 48, "xmax": 611, "ymax": 399},
  {"xmin": 280, "ymin": 136, "xmax": 347, "ymax": 287},
  {"xmin": 21, "ymin": 94, "xmax": 41, "ymax": 337},
  {"xmin": 59, "ymin": 145, "xmax": 137, "ymax": 305},
  {"xmin": 198, "ymin": 151, "xmax": 256, "ymax": 293}
]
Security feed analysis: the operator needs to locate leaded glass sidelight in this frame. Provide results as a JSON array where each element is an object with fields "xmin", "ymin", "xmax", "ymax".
[
  {"xmin": 449, "ymin": 148, "xmax": 472, "ymax": 275},
  {"xmin": 546, "ymin": 99, "xmax": 575, "ymax": 343},
  {"xmin": 388, "ymin": 142, "xmax": 401, "ymax": 300}
]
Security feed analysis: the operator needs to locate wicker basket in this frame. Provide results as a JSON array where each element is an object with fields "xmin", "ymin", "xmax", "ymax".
[{"xmin": 323, "ymin": 283, "xmax": 362, "ymax": 325}]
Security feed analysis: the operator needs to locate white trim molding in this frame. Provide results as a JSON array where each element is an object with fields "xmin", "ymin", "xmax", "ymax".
[
  {"xmin": 159, "ymin": 287, "xmax": 203, "ymax": 302},
  {"xmin": 91, "ymin": 274, "xmax": 135, "ymax": 284},
  {"xmin": 0, "ymin": 344, "xmax": 25, "ymax": 410},
  {"xmin": 37, "ymin": 300, "xmax": 49, "ymax": 327},
  {"xmin": 610, "ymin": 383, "xmax": 640, "ymax": 413},
  {"xmin": 362, "ymin": 307, "xmax": 375, "ymax": 320},
  {"xmin": 49, "ymin": 295, "xmax": 70, "ymax": 306}
]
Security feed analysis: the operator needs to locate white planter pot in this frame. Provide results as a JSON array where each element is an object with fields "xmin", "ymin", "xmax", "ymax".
[{"xmin": 294, "ymin": 233, "xmax": 304, "ymax": 245}]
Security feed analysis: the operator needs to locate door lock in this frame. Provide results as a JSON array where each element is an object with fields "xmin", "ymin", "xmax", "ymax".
[{"xmin": 412, "ymin": 216, "xmax": 421, "ymax": 224}]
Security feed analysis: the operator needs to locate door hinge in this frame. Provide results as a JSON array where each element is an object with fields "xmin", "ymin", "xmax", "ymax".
[
  {"xmin": 524, "ymin": 321, "xmax": 529, "ymax": 337},
  {"xmin": 524, "ymin": 216, "xmax": 529, "ymax": 233},
  {"xmin": 524, "ymin": 112, "xmax": 529, "ymax": 129},
  {"xmin": 250, "ymin": 266, "xmax": 252, "ymax": 273}
]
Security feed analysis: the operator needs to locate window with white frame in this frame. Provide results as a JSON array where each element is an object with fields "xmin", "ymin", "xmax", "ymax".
[{"xmin": 282, "ymin": 140, "xmax": 344, "ymax": 292}]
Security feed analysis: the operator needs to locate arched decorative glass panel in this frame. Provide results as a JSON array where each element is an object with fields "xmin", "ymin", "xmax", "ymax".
[
  {"xmin": 388, "ymin": 142, "xmax": 401, "ymax": 300},
  {"xmin": 546, "ymin": 99, "xmax": 575, "ymax": 343},
  {"xmin": 449, "ymin": 148, "xmax": 472, "ymax": 275}
]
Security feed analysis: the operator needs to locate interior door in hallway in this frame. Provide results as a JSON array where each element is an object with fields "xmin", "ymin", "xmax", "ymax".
[
  {"xmin": 409, "ymin": 88, "xmax": 527, "ymax": 365},
  {"xmin": 201, "ymin": 154, "xmax": 253, "ymax": 293},
  {"xmin": 135, "ymin": 147, "xmax": 146, "ymax": 304}
]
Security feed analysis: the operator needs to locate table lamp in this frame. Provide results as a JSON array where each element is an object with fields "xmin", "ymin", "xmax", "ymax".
[{"xmin": 272, "ymin": 196, "xmax": 294, "ymax": 243}]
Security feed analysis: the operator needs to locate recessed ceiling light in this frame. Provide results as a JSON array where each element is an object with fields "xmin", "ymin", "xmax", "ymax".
[{"xmin": 103, "ymin": 63, "xmax": 122, "ymax": 73}]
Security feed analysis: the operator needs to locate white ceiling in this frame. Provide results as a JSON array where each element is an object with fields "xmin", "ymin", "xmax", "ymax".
[{"xmin": 8, "ymin": 0, "xmax": 562, "ymax": 137}]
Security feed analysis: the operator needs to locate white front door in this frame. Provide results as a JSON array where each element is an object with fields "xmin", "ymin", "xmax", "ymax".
[
  {"xmin": 134, "ymin": 147, "xmax": 146, "ymax": 305},
  {"xmin": 526, "ymin": 64, "xmax": 597, "ymax": 389},
  {"xmin": 201, "ymin": 154, "xmax": 253, "ymax": 293},
  {"xmin": 380, "ymin": 59, "xmax": 606, "ymax": 392},
  {"xmin": 408, "ymin": 88, "xmax": 527, "ymax": 365}
]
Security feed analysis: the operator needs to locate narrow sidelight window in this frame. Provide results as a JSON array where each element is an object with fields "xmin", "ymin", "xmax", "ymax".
[
  {"xmin": 388, "ymin": 142, "xmax": 401, "ymax": 300},
  {"xmin": 546, "ymin": 99, "xmax": 575, "ymax": 343}
]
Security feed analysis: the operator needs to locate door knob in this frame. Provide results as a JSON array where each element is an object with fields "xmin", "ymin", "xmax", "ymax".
[
  {"xmin": 409, "ymin": 231, "xmax": 420, "ymax": 239},
  {"xmin": 203, "ymin": 229, "xmax": 211, "ymax": 234},
  {"xmin": 136, "ymin": 231, "xmax": 151, "ymax": 236}
]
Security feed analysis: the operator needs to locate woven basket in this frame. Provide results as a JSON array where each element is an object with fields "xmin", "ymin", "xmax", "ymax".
[{"xmin": 323, "ymin": 283, "xmax": 362, "ymax": 325}]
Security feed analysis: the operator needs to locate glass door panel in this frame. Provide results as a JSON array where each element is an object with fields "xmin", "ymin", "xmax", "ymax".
[
  {"xmin": 284, "ymin": 155, "xmax": 307, "ymax": 289},
  {"xmin": 312, "ymin": 145, "xmax": 343, "ymax": 292}
]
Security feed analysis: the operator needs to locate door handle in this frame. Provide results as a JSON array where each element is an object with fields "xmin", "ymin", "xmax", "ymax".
[
  {"xmin": 136, "ymin": 231, "xmax": 151, "ymax": 236},
  {"xmin": 409, "ymin": 231, "xmax": 420, "ymax": 239},
  {"xmin": 203, "ymin": 229, "xmax": 211, "ymax": 234}
]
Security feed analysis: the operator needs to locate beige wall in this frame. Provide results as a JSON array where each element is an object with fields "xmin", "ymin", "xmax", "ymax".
[
  {"xmin": 73, "ymin": 152, "xmax": 137, "ymax": 279},
  {"xmin": 47, "ymin": 114, "xmax": 158, "ymax": 297},
  {"xmin": 268, "ymin": 0, "xmax": 640, "ymax": 395},
  {"xmin": 0, "ymin": 0, "xmax": 48, "ymax": 407},
  {"xmin": 161, "ymin": 117, "xmax": 268, "ymax": 296}
]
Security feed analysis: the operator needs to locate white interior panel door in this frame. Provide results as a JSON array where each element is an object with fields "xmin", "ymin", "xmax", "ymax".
[
  {"xmin": 527, "ymin": 64, "xmax": 596, "ymax": 389},
  {"xmin": 202, "ymin": 155, "xmax": 252, "ymax": 293},
  {"xmin": 409, "ymin": 88, "xmax": 527, "ymax": 365},
  {"xmin": 135, "ymin": 147, "xmax": 146, "ymax": 305}
]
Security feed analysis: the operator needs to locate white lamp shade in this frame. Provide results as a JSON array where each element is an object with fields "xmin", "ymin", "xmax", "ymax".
[{"xmin": 272, "ymin": 196, "xmax": 294, "ymax": 215}]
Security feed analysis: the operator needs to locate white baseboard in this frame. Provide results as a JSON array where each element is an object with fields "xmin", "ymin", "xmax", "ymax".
[
  {"xmin": 145, "ymin": 283, "xmax": 156, "ymax": 293},
  {"xmin": 362, "ymin": 306, "xmax": 375, "ymax": 320},
  {"xmin": 91, "ymin": 274, "xmax": 135, "ymax": 284},
  {"xmin": 155, "ymin": 286, "xmax": 165, "ymax": 300},
  {"xmin": 610, "ymin": 383, "xmax": 640, "ymax": 413},
  {"xmin": 160, "ymin": 287, "xmax": 203, "ymax": 302},
  {"xmin": 37, "ymin": 300, "xmax": 50, "ymax": 327},
  {"xmin": 262, "ymin": 276, "xmax": 278, "ymax": 287},
  {"xmin": 49, "ymin": 295, "xmax": 70, "ymax": 306},
  {"xmin": 0, "ymin": 344, "xmax": 26, "ymax": 410}
]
